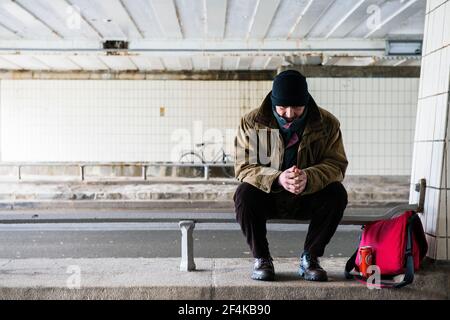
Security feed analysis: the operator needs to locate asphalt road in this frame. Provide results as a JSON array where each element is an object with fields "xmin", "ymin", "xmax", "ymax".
[{"xmin": 0, "ymin": 222, "xmax": 361, "ymax": 259}]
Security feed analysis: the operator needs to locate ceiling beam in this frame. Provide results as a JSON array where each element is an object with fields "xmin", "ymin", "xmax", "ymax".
[
  {"xmin": 204, "ymin": 0, "xmax": 227, "ymax": 39},
  {"xmin": 247, "ymin": 0, "xmax": 280, "ymax": 39},
  {"xmin": 149, "ymin": 0, "xmax": 183, "ymax": 39},
  {"xmin": 0, "ymin": 39, "xmax": 387, "ymax": 57}
]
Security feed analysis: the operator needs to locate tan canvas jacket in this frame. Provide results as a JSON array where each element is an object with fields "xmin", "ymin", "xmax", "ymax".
[{"xmin": 234, "ymin": 92, "xmax": 348, "ymax": 195}]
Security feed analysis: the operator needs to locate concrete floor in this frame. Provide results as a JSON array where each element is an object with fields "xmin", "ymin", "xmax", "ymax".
[{"xmin": 0, "ymin": 257, "xmax": 448, "ymax": 300}]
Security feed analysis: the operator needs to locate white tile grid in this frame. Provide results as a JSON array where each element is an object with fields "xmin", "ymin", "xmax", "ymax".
[
  {"xmin": 419, "ymin": 96, "xmax": 437, "ymax": 141},
  {"xmin": 430, "ymin": 141, "xmax": 445, "ymax": 189},
  {"xmin": 425, "ymin": 233, "xmax": 437, "ymax": 259},
  {"xmin": 425, "ymin": 186, "xmax": 438, "ymax": 236},
  {"xmin": 409, "ymin": 181, "xmax": 420, "ymax": 205},
  {"xmin": 427, "ymin": 0, "xmax": 445, "ymax": 14},
  {"xmin": 434, "ymin": 93, "xmax": 449, "ymax": 141},
  {"xmin": 437, "ymin": 237, "xmax": 448, "ymax": 260},
  {"xmin": 444, "ymin": 2, "xmax": 450, "ymax": 47},
  {"xmin": 437, "ymin": 183, "xmax": 447, "ymax": 237},
  {"xmin": 433, "ymin": 4, "xmax": 445, "ymax": 54},
  {"xmin": 438, "ymin": 48, "xmax": 449, "ymax": 97},
  {"xmin": 1, "ymin": 78, "xmax": 418, "ymax": 175},
  {"xmin": 422, "ymin": 51, "xmax": 437, "ymax": 98},
  {"xmin": 439, "ymin": 47, "xmax": 450, "ymax": 94},
  {"xmin": 411, "ymin": 141, "xmax": 433, "ymax": 195}
]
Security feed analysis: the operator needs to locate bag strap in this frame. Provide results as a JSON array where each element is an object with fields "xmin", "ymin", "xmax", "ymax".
[
  {"xmin": 393, "ymin": 213, "xmax": 416, "ymax": 288},
  {"xmin": 345, "ymin": 213, "xmax": 417, "ymax": 289},
  {"xmin": 345, "ymin": 248, "xmax": 358, "ymax": 279},
  {"xmin": 345, "ymin": 228, "xmax": 362, "ymax": 279}
]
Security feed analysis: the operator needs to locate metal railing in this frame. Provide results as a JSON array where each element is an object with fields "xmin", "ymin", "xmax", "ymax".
[{"xmin": 0, "ymin": 161, "xmax": 235, "ymax": 181}]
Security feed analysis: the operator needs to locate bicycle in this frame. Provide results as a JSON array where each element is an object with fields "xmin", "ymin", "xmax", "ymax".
[{"xmin": 179, "ymin": 141, "xmax": 234, "ymax": 178}]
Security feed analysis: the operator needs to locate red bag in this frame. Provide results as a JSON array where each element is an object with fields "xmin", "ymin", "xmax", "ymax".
[{"xmin": 345, "ymin": 210, "xmax": 428, "ymax": 288}]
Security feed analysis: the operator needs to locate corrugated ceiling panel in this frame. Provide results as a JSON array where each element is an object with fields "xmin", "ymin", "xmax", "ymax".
[
  {"xmin": 68, "ymin": 55, "xmax": 109, "ymax": 70},
  {"xmin": 191, "ymin": 56, "xmax": 209, "ymax": 70},
  {"xmin": 0, "ymin": 0, "xmax": 59, "ymax": 39},
  {"xmin": 225, "ymin": 0, "xmax": 258, "ymax": 39},
  {"xmin": 250, "ymin": 56, "xmax": 270, "ymax": 70},
  {"xmin": 347, "ymin": 0, "xmax": 408, "ymax": 38},
  {"xmin": 174, "ymin": 0, "xmax": 204, "ymax": 39},
  {"xmin": 16, "ymin": 0, "xmax": 99, "ymax": 39},
  {"xmin": 129, "ymin": 56, "xmax": 153, "ymax": 70},
  {"xmin": 98, "ymin": 55, "xmax": 138, "ymax": 70},
  {"xmin": 69, "ymin": 0, "xmax": 128, "ymax": 39},
  {"xmin": 161, "ymin": 56, "xmax": 182, "ymax": 70},
  {"xmin": 120, "ymin": 0, "xmax": 164, "ymax": 38},
  {"xmin": 307, "ymin": 0, "xmax": 364, "ymax": 38},
  {"xmin": 0, "ymin": 23, "xmax": 20, "ymax": 39},
  {"xmin": 222, "ymin": 56, "xmax": 239, "ymax": 70},
  {"xmin": 0, "ymin": 56, "xmax": 21, "ymax": 69},
  {"xmin": 262, "ymin": 0, "xmax": 309, "ymax": 38},
  {"xmin": 1, "ymin": 55, "xmax": 51, "ymax": 70},
  {"xmin": 32, "ymin": 55, "xmax": 82, "ymax": 70},
  {"xmin": 208, "ymin": 57, "xmax": 222, "ymax": 70}
]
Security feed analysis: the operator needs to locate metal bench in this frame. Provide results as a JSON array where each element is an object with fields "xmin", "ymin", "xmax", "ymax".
[{"xmin": 178, "ymin": 178, "xmax": 426, "ymax": 271}]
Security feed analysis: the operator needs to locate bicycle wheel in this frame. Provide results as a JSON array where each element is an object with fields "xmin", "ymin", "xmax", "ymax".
[
  {"xmin": 179, "ymin": 152, "xmax": 204, "ymax": 164},
  {"xmin": 221, "ymin": 154, "xmax": 234, "ymax": 178}
]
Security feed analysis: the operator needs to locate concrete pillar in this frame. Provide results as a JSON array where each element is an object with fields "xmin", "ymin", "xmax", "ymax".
[
  {"xmin": 410, "ymin": 0, "xmax": 450, "ymax": 260},
  {"xmin": 0, "ymin": 79, "xmax": 2, "ymax": 162},
  {"xmin": 179, "ymin": 220, "xmax": 196, "ymax": 271}
]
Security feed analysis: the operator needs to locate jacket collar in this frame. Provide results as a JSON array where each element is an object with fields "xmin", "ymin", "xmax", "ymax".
[{"xmin": 255, "ymin": 91, "xmax": 324, "ymax": 136}]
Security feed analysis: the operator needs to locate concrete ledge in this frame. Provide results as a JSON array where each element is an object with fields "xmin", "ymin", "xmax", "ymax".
[
  {"xmin": 20, "ymin": 165, "xmax": 81, "ymax": 181},
  {"xmin": 0, "ymin": 258, "xmax": 447, "ymax": 300},
  {"xmin": 0, "ymin": 175, "xmax": 410, "ymax": 205},
  {"xmin": 146, "ymin": 165, "xmax": 205, "ymax": 179},
  {"xmin": 84, "ymin": 165, "xmax": 143, "ymax": 180},
  {"xmin": 0, "ymin": 200, "xmax": 235, "ymax": 210},
  {"xmin": 0, "ymin": 166, "xmax": 19, "ymax": 181}
]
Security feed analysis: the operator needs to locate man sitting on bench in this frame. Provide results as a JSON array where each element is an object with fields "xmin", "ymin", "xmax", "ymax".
[{"xmin": 233, "ymin": 70, "xmax": 349, "ymax": 282}]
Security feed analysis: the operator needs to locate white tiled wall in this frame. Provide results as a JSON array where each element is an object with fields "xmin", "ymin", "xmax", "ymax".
[
  {"xmin": 410, "ymin": 0, "xmax": 450, "ymax": 260},
  {"xmin": 0, "ymin": 78, "xmax": 419, "ymax": 175}
]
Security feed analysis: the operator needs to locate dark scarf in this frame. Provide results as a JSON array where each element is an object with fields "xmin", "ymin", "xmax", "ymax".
[{"xmin": 272, "ymin": 105, "xmax": 309, "ymax": 170}]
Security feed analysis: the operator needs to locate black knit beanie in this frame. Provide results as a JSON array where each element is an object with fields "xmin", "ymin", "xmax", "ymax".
[{"xmin": 270, "ymin": 70, "xmax": 310, "ymax": 107}]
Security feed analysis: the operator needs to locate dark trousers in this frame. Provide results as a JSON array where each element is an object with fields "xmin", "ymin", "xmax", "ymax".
[{"xmin": 234, "ymin": 181, "xmax": 348, "ymax": 258}]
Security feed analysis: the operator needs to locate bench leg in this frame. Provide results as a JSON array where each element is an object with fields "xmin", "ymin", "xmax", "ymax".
[{"xmin": 179, "ymin": 220, "xmax": 196, "ymax": 271}]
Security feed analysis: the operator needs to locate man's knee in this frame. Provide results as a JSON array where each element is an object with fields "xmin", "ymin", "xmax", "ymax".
[
  {"xmin": 234, "ymin": 182, "xmax": 266, "ymax": 205},
  {"xmin": 234, "ymin": 182, "xmax": 269, "ymax": 219},
  {"xmin": 322, "ymin": 181, "xmax": 348, "ymax": 210}
]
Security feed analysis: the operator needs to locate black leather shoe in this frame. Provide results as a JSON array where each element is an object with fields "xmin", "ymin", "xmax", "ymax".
[
  {"xmin": 251, "ymin": 257, "xmax": 275, "ymax": 281},
  {"xmin": 299, "ymin": 252, "xmax": 328, "ymax": 281}
]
